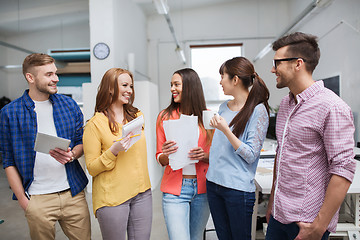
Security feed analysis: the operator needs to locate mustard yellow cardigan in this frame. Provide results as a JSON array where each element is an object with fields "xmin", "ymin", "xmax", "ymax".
[{"xmin": 83, "ymin": 112, "xmax": 151, "ymax": 216}]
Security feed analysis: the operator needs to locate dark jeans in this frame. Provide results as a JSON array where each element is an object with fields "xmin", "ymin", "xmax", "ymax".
[
  {"xmin": 206, "ymin": 180, "xmax": 255, "ymax": 240},
  {"xmin": 265, "ymin": 215, "xmax": 330, "ymax": 240}
]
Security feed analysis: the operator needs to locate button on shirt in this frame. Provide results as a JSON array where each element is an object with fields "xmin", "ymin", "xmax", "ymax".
[
  {"xmin": 0, "ymin": 90, "xmax": 88, "ymax": 198},
  {"xmin": 273, "ymin": 81, "xmax": 356, "ymax": 232}
]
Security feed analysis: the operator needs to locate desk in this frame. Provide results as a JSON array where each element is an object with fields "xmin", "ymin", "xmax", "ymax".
[{"xmin": 252, "ymin": 148, "xmax": 360, "ymax": 239}]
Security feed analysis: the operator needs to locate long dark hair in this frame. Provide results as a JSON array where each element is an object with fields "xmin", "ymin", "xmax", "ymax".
[
  {"xmin": 159, "ymin": 68, "xmax": 212, "ymax": 142},
  {"xmin": 220, "ymin": 57, "xmax": 269, "ymax": 137},
  {"xmin": 95, "ymin": 68, "xmax": 139, "ymax": 135},
  {"xmin": 160, "ymin": 68, "xmax": 207, "ymax": 125}
]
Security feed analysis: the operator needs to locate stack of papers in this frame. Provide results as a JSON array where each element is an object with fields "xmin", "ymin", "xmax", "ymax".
[
  {"xmin": 163, "ymin": 114, "xmax": 199, "ymax": 170},
  {"xmin": 122, "ymin": 115, "xmax": 144, "ymax": 151}
]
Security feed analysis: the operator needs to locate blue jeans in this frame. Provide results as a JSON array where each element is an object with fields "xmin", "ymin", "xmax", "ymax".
[
  {"xmin": 265, "ymin": 215, "xmax": 330, "ymax": 240},
  {"xmin": 206, "ymin": 180, "xmax": 255, "ymax": 240},
  {"xmin": 162, "ymin": 178, "xmax": 210, "ymax": 240}
]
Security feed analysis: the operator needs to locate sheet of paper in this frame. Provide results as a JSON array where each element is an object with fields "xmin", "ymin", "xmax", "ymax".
[
  {"xmin": 256, "ymin": 158, "xmax": 274, "ymax": 175},
  {"xmin": 163, "ymin": 114, "xmax": 199, "ymax": 170},
  {"xmin": 257, "ymin": 158, "xmax": 274, "ymax": 170},
  {"xmin": 122, "ymin": 115, "xmax": 144, "ymax": 150},
  {"xmin": 34, "ymin": 132, "xmax": 71, "ymax": 154}
]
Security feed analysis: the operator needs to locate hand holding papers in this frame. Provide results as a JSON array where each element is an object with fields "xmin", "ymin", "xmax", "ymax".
[
  {"xmin": 34, "ymin": 132, "xmax": 71, "ymax": 154},
  {"xmin": 121, "ymin": 115, "xmax": 144, "ymax": 151},
  {"xmin": 163, "ymin": 114, "xmax": 199, "ymax": 170}
]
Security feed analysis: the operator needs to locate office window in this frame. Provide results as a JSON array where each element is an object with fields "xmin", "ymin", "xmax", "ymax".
[{"xmin": 190, "ymin": 43, "xmax": 242, "ymax": 111}]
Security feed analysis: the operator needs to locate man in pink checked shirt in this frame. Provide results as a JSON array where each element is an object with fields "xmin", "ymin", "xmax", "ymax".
[{"xmin": 265, "ymin": 32, "xmax": 356, "ymax": 240}]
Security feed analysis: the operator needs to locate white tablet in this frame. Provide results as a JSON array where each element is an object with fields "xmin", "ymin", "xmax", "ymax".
[{"xmin": 34, "ymin": 132, "xmax": 71, "ymax": 154}]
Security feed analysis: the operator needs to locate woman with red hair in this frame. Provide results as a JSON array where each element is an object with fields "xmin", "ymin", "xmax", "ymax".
[{"xmin": 83, "ymin": 68, "xmax": 152, "ymax": 240}]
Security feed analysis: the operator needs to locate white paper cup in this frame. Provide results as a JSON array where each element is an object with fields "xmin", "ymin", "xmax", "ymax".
[{"xmin": 203, "ymin": 110, "xmax": 217, "ymax": 129}]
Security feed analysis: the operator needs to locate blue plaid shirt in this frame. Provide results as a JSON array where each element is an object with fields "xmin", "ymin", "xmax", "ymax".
[{"xmin": 0, "ymin": 90, "xmax": 88, "ymax": 198}]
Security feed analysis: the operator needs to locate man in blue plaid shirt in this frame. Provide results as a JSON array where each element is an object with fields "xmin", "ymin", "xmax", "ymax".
[{"xmin": 0, "ymin": 53, "xmax": 91, "ymax": 239}]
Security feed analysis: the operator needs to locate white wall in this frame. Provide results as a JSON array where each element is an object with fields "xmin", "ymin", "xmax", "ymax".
[
  {"xmin": 147, "ymin": 0, "xmax": 290, "ymax": 110},
  {"xmin": 257, "ymin": 0, "xmax": 360, "ymax": 142},
  {"xmin": 113, "ymin": 0, "xmax": 148, "ymax": 77},
  {"xmin": 148, "ymin": 0, "xmax": 360, "ymax": 142},
  {"xmin": 0, "ymin": 40, "xmax": 8, "ymax": 99},
  {"xmin": 255, "ymin": 0, "xmax": 315, "ymax": 110},
  {"xmin": 134, "ymin": 81, "xmax": 161, "ymax": 188},
  {"xmin": 297, "ymin": 0, "xmax": 360, "ymax": 142},
  {"xmin": 87, "ymin": 0, "xmax": 149, "ymax": 112},
  {"xmin": 1, "ymin": 20, "xmax": 90, "ymax": 100},
  {"xmin": 87, "ymin": 0, "xmax": 163, "ymax": 189},
  {"xmin": 88, "ymin": 0, "xmax": 148, "ymax": 90}
]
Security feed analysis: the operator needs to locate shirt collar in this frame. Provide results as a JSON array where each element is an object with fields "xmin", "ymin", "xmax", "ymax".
[
  {"xmin": 22, "ymin": 90, "xmax": 35, "ymax": 110},
  {"xmin": 48, "ymin": 93, "xmax": 56, "ymax": 104},
  {"xmin": 289, "ymin": 80, "xmax": 324, "ymax": 103},
  {"xmin": 22, "ymin": 89, "xmax": 56, "ymax": 109}
]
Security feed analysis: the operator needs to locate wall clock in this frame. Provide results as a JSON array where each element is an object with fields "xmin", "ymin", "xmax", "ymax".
[{"xmin": 93, "ymin": 42, "xmax": 110, "ymax": 60}]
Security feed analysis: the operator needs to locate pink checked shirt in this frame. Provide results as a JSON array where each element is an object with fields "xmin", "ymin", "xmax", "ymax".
[{"xmin": 273, "ymin": 81, "xmax": 356, "ymax": 232}]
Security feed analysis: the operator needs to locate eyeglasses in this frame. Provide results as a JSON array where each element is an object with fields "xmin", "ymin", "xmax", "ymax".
[{"xmin": 273, "ymin": 58, "xmax": 306, "ymax": 70}]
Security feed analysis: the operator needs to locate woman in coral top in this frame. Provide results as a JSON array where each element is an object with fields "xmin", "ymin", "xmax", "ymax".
[
  {"xmin": 156, "ymin": 68, "xmax": 213, "ymax": 240},
  {"xmin": 83, "ymin": 68, "xmax": 152, "ymax": 240}
]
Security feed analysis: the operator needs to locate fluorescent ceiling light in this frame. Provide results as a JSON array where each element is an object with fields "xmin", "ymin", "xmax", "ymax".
[
  {"xmin": 253, "ymin": 43, "xmax": 272, "ymax": 62},
  {"xmin": 175, "ymin": 47, "xmax": 186, "ymax": 65},
  {"xmin": 316, "ymin": 0, "xmax": 334, "ymax": 7},
  {"xmin": 253, "ymin": 0, "xmax": 323, "ymax": 62},
  {"xmin": 0, "ymin": 65, "xmax": 22, "ymax": 69},
  {"xmin": 153, "ymin": 0, "xmax": 169, "ymax": 14}
]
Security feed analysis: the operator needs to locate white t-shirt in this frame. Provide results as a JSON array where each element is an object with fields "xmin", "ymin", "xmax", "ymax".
[
  {"xmin": 28, "ymin": 100, "xmax": 70, "ymax": 195},
  {"xmin": 182, "ymin": 163, "xmax": 196, "ymax": 175}
]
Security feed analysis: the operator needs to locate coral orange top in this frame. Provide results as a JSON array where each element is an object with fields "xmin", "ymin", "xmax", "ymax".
[{"xmin": 156, "ymin": 109, "xmax": 211, "ymax": 196}]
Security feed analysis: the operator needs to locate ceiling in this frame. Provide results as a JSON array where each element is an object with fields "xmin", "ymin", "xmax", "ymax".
[
  {"xmin": 0, "ymin": 0, "xmax": 89, "ymax": 37},
  {"xmin": 0, "ymin": 0, "xmax": 237, "ymax": 38},
  {"xmin": 134, "ymin": 0, "xmax": 238, "ymax": 15}
]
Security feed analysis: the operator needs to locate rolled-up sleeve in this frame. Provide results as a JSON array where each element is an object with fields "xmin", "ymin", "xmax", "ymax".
[
  {"xmin": 73, "ymin": 104, "xmax": 84, "ymax": 146},
  {"xmin": 324, "ymin": 105, "xmax": 356, "ymax": 182}
]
